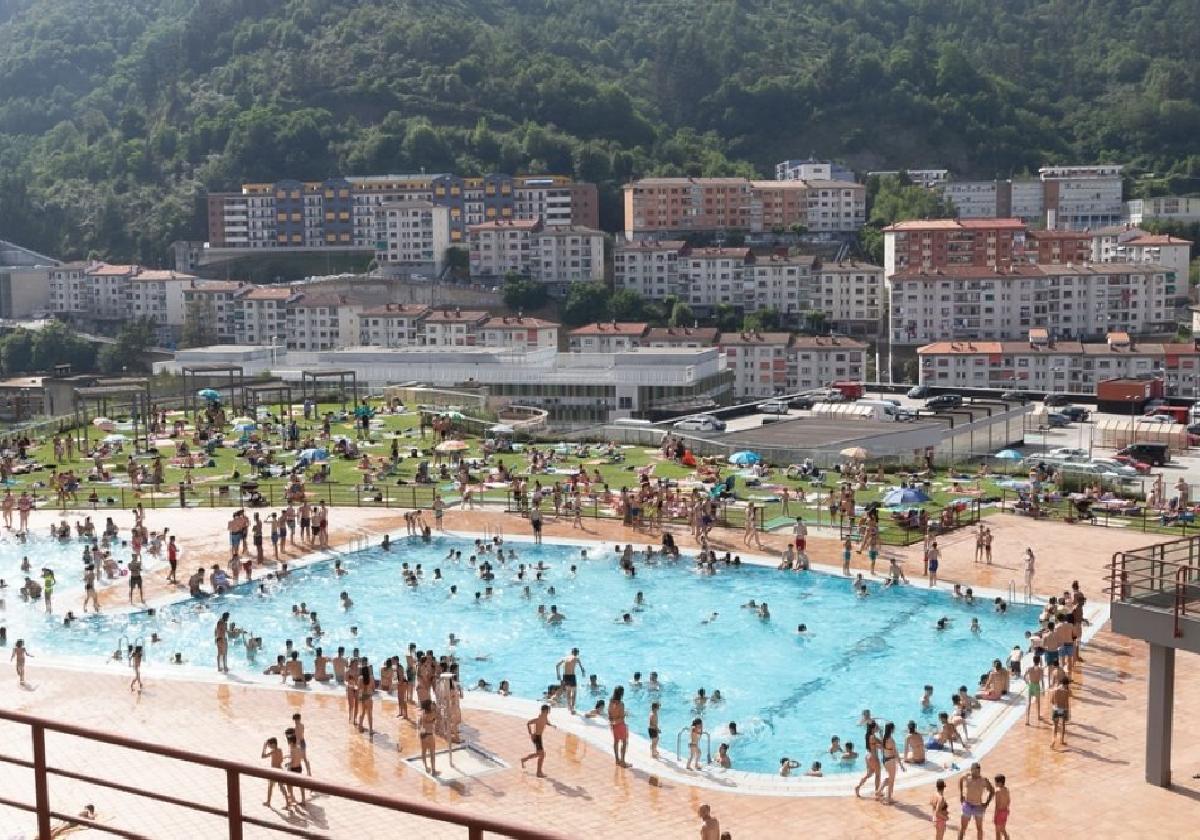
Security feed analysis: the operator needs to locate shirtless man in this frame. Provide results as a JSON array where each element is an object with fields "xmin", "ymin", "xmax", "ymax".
[
  {"xmin": 556, "ymin": 647, "xmax": 585, "ymax": 714},
  {"xmin": 418, "ymin": 699, "xmax": 439, "ymax": 775},
  {"xmin": 261, "ymin": 737, "xmax": 293, "ymax": 808},
  {"xmin": 957, "ymin": 762, "xmax": 995, "ymax": 840},
  {"xmin": 520, "ymin": 704, "xmax": 554, "ymax": 777},
  {"xmin": 1050, "ymin": 676, "xmax": 1071, "ymax": 747},
  {"xmin": 697, "ymin": 804, "xmax": 720, "ymax": 840},
  {"xmin": 82, "ymin": 565, "xmax": 100, "ymax": 613},
  {"xmin": 215, "ymin": 612, "xmax": 230, "ymax": 673}
]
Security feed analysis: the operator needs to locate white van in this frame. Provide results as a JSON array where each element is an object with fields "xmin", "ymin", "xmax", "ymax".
[
  {"xmin": 612, "ymin": 418, "xmax": 654, "ymax": 427},
  {"xmin": 855, "ymin": 399, "xmax": 914, "ymax": 422}
]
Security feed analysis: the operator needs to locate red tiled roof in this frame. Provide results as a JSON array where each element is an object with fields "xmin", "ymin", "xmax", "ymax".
[
  {"xmin": 87, "ymin": 264, "xmax": 137, "ymax": 276},
  {"xmin": 688, "ymin": 247, "xmax": 751, "ymax": 259},
  {"xmin": 482, "ymin": 316, "xmax": 559, "ymax": 329},
  {"xmin": 568, "ymin": 322, "xmax": 648, "ymax": 336},
  {"xmin": 1125, "ymin": 234, "xmax": 1193, "ymax": 246},
  {"xmin": 424, "ymin": 309, "xmax": 489, "ymax": 323},
  {"xmin": 359, "ymin": 304, "xmax": 430, "ymax": 318},
  {"xmin": 616, "ymin": 240, "xmax": 687, "ymax": 252},
  {"xmin": 643, "ymin": 326, "xmax": 721, "ymax": 343},
  {"xmin": 468, "ymin": 219, "xmax": 540, "ymax": 232},
  {"xmin": 188, "ymin": 281, "xmax": 243, "ymax": 293},
  {"xmin": 791, "ymin": 336, "xmax": 867, "ymax": 349},
  {"xmin": 917, "ymin": 342, "xmax": 1004, "ymax": 354},
  {"xmin": 719, "ymin": 332, "xmax": 792, "ymax": 346},
  {"xmin": 884, "ymin": 218, "xmax": 1025, "ymax": 232},
  {"xmin": 243, "ymin": 287, "xmax": 294, "ymax": 300}
]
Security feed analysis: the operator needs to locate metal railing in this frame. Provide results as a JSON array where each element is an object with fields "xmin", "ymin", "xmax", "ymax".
[
  {"xmin": 0, "ymin": 708, "xmax": 566, "ymax": 840},
  {"xmin": 1106, "ymin": 535, "xmax": 1200, "ymax": 638}
]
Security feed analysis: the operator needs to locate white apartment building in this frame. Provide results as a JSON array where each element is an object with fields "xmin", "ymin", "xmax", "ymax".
[
  {"xmin": 479, "ymin": 315, "xmax": 559, "ymax": 350},
  {"xmin": 567, "ymin": 322, "xmax": 648, "ymax": 352},
  {"xmin": 613, "ymin": 240, "xmax": 686, "ymax": 300},
  {"xmin": 127, "ymin": 270, "xmax": 196, "ymax": 344},
  {"xmin": 1127, "ymin": 196, "xmax": 1200, "ymax": 225},
  {"xmin": 236, "ymin": 286, "xmax": 295, "ymax": 346},
  {"xmin": 746, "ymin": 254, "xmax": 817, "ymax": 315},
  {"xmin": 48, "ymin": 262, "xmax": 91, "ymax": 315},
  {"xmin": 423, "ymin": 309, "xmax": 489, "ymax": 347},
  {"xmin": 373, "ymin": 201, "xmax": 451, "ymax": 271},
  {"xmin": 719, "ymin": 332, "xmax": 868, "ymax": 399},
  {"xmin": 530, "ymin": 226, "xmax": 605, "ymax": 291},
  {"xmin": 1092, "ymin": 225, "xmax": 1191, "ymax": 290},
  {"xmin": 917, "ymin": 331, "xmax": 1200, "ymax": 397},
  {"xmin": 286, "ymin": 294, "xmax": 362, "ymax": 352},
  {"xmin": 467, "ymin": 219, "xmax": 540, "ymax": 279},
  {"xmin": 867, "ymin": 169, "xmax": 950, "ymax": 189},
  {"xmin": 678, "ymin": 248, "xmax": 751, "ymax": 311},
  {"xmin": 889, "ymin": 263, "xmax": 1176, "ymax": 348},
  {"xmin": 815, "ymin": 261, "xmax": 886, "ymax": 334},
  {"xmin": 356, "ymin": 304, "xmax": 431, "ymax": 348},
  {"xmin": 803, "ymin": 179, "xmax": 867, "ymax": 234},
  {"xmin": 941, "ymin": 180, "xmax": 999, "ymax": 218},
  {"xmin": 776, "ymin": 159, "xmax": 856, "ymax": 182},
  {"xmin": 181, "ymin": 281, "xmax": 245, "ymax": 344},
  {"xmin": 89, "ymin": 264, "xmax": 138, "ymax": 319},
  {"xmin": 1041, "ymin": 164, "xmax": 1124, "ymax": 230}
]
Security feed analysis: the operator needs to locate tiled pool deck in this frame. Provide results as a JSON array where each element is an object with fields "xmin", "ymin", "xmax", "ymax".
[{"xmin": 2, "ymin": 507, "xmax": 1200, "ymax": 838}]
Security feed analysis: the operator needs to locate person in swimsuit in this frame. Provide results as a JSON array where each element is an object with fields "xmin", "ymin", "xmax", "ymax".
[
  {"xmin": 82, "ymin": 565, "xmax": 99, "ymax": 613},
  {"xmin": 931, "ymin": 778, "xmax": 950, "ymax": 840},
  {"xmin": 993, "ymin": 774, "xmax": 1011, "ymax": 839},
  {"xmin": 418, "ymin": 699, "xmax": 439, "ymax": 776},
  {"xmin": 214, "ymin": 612, "xmax": 230, "ymax": 673},
  {"xmin": 1023, "ymin": 654, "xmax": 1045, "ymax": 724},
  {"xmin": 958, "ymin": 762, "xmax": 994, "ymax": 839},
  {"xmin": 903, "ymin": 721, "xmax": 925, "ymax": 764},
  {"xmin": 1050, "ymin": 675, "xmax": 1071, "ymax": 747},
  {"xmin": 129, "ymin": 645, "xmax": 143, "ymax": 693},
  {"xmin": 261, "ymin": 737, "xmax": 293, "ymax": 808},
  {"xmin": 608, "ymin": 685, "xmax": 630, "ymax": 767},
  {"xmin": 879, "ymin": 721, "xmax": 904, "ymax": 803},
  {"xmin": 853, "ymin": 720, "xmax": 881, "ymax": 797},
  {"xmin": 520, "ymin": 704, "xmax": 553, "ymax": 777},
  {"xmin": 356, "ymin": 663, "xmax": 375, "ymax": 736},
  {"xmin": 685, "ymin": 717, "xmax": 704, "ymax": 770},
  {"xmin": 648, "ymin": 702, "xmax": 661, "ymax": 759},
  {"xmin": 284, "ymin": 730, "xmax": 305, "ymax": 806},
  {"xmin": 556, "ymin": 648, "xmax": 585, "ymax": 714}
]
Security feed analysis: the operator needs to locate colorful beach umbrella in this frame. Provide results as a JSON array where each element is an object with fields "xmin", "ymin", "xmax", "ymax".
[
  {"xmin": 883, "ymin": 487, "xmax": 930, "ymax": 505},
  {"xmin": 993, "ymin": 449, "xmax": 1023, "ymax": 460},
  {"xmin": 728, "ymin": 450, "xmax": 761, "ymax": 465},
  {"xmin": 198, "ymin": 388, "xmax": 220, "ymax": 401},
  {"xmin": 840, "ymin": 446, "xmax": 870, "ymax": 460}
]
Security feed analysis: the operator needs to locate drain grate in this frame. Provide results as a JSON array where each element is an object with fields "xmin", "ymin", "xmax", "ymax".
[{"xmin": 402, "ymin": 743, "xmax": 508, "ymax": 782}]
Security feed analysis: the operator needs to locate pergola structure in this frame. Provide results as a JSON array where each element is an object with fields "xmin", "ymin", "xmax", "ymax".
[
  {"xmin": 300, "ymin": 370, "xmax": 359, "ymax": 414},
  {"xmin": 245, "ymin": 381, "xmax": 296, "ymax": 430},
  {"xmin": 72, "ymin": 380, "xmax": 153, "ymax": 453},
  {"xmin": 181, "ymin": 364, "xmax": 247, "ymax": 425}
]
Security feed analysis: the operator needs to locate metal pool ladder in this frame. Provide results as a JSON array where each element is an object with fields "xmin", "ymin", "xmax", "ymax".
[{"xmin": 675, "ymin": 726, "xmax": 712, "ymax": 765}]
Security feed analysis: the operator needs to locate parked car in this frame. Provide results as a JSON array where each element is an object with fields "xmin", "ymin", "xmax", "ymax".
[
  {"xmin": 1047, "ymin": 447, "xmax": 1090, "ymax": 460},
  {"xmin": 1118, "ymin": 442, "xmax": 1170, "ymax": 466},
  {"xmin": 759, "ymin": 400, "xmax": 790, "ymax": 415},
  {"xmin": 1089, "ymin": 459, "xmax": 1141, "ymax": 478},
  {"xmin": 1000, "ymin": 390, "xmax": 1032, "ymax": 403},
  {"xmin": 1141, "ymin": 414, "xmax": 1174, "ymax": 424},
  {"xmin": 907, "ymin": 385, "xmax": 931, "ymax": 399},
  {"xmin": 1188, "ymin": 422, "xmax": 1200, "ymax": 445},
  {"xmin": 1059, "ymin": 406, "xmax": 1090, "ymax": 422},
  {"xmin": 788, "ymin": 395, "xmax": 816, "ymax": 410},
  {"xmin": 1043, "ymin": 393, "xmax": 1071, "ymax": 407},
  {"xmin": 925, "ymin": 393, "xmax": 963, "ymax": 409},
  {"xmin": 1046, "ymin": 412, "xmax": 1070, "ymax": 428},
  {"xmin": 1111, "ymin": 454, "xmax": 1153, "ymax": 474},
  {"xmin": 673, "ymin": 415, "xmax": 725, "ymax": 432}
]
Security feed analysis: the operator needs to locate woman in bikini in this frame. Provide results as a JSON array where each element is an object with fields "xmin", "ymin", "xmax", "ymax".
[
  {"xmin": 129, "ymin": 645, "xmax": 143, "ymax": 693},
  {"xmin": 853, "ymin": 719, "xmax": 882, "ymax": 798},
  {"xmin": 931, "ymin": 778, "xmax": 950, "ymax": 839},
  {"xmin": 686, "ymin": 717, "xmax": 703, "ymax": 770},
  {"xmin": 356, "ymin": 662, "xmax": 375, "ymax": 736},
  {"xmin": 607, "ymin": 685, "xmax": 630, "ymax": 767},
  {"xmin": 879, "ymin": 721, "xmax": 904, "ymax": 803},
  {"xmin": 418, "ymin": 699, "xmax": 439, "ymax": 775},
  {"xmin": 344, "ymin": 656, "xmax": 360, "ymax": 724}
]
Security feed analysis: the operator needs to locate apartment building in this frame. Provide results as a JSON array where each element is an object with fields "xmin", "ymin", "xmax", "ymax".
[
  {"xmin": 236, "ymin": 287, "xmax": 296, "ymax": 346},
  {"xmin": 1026, "ymin": 230, "xmax": 1093, "ymax": 265},
  {"xmin": 676, "ymin": 247, "xmax": 751, "ymax": 311},
  {"xmin": 1127, "ymin": 196, "xmax": 1200, "ymax": 225},
  {"xmin": 127, "ymin": 270, "xmax": 197, "ymax": 344},
  {"xmin": 775, "ymin": 159, "xmax": 856, "ymax": 182},
  {"xmin": 917, "ymin": 330, "xmax": 1200, "ymax": 397},
  {"xmin": 937, "ymin": 165, "xmax": 1124, "ymax": 229},
  {"xmin": 1092, "ymin": 225, "xmax": 1191, "ymax": 289},
  {"xmin": 286, "ymin": 294, "xmax": 362, "ymax": 352},
  {"xmin": 622, "ymin": 177, "xmax": 864, "ymax": 238},
  {"xmin": 889, "ymin": 263, "xmax": 1176, "ymax": 348},
  {"xmin": 883, "ymin": 219, "xmax": 1030, "ymax": 277},
  {"xmin": 356, "ymin": 304, "xmax": 431, "ymax": 348},
  {"xmin": 467, "ymin": 219, "xmax": 540, "ymax": 278},
  {"xmin": 814, "ymin": 261, "xmax": 886, "ymax": 335},
  {"xmin": 866, "ymin": 169, "xmax": 950, "ymax": 190},
  {"xmin": 567, "ymin": 322, "xmax": 649, "ymax": 353},
  {"xmin": 207, "ymin": 173, "xmax": 598, "ymax": 249},
  {"xmin": 181, "ymin": 281, "xmax": 246, "ymax": 344},
  {"xmin": 530, "ymin": 226, "xmax": 605, "ymax": 291},
  {"xmin": 423, "ymin": 309, "xmax": 490, "ymax": 347},
  {"xmin": 479, "ymin": 315, "xmax": 559, "ymax": 350},
  {"xmin": 613, "ymin": 240, "xmax": 686, "ymax": 300},
  {"xmin": 88, "ymin": 264, "xmax": 138, "ymax": 319},
  {"xmin": 719, "ymin": 333, "xmax": 867, "ymax": 399},
  {"xmin": 373, "ymin": 201, "xmax": 451, "ymax": 271},
  {"xmin": 746, "ymin": 254, "xmax": 818, "ymax": 315},
  {"xmin": 48, "ymin": 262, "xmax": 91, "ymax": 315}
]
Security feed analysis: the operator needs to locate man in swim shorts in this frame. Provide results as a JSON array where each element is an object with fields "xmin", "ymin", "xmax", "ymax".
[
  {"xmin": 556, "ymin": 647, "xmax": 585, "ymax": 714},
  {"xmin": 957, "ymin": 762, "xmax": 994, "ymax": 839},
  {"xmin": 519, "ymin": 704, "xmax": 553, "ymax": 777}
]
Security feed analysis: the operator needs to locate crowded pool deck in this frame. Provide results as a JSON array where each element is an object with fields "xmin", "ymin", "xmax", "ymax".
[{"xmin": 2, "ymin": 507, "xmax": 1200, "ymax": 837}]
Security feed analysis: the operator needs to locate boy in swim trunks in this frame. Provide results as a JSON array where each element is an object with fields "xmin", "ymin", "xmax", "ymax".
[
  {"xmin": 1050, "ymin": 676, "xmax": 1071, "ymax": 747},
  {"xmin": 958, "ymin": 762, "xmax": 994, "ymax": 839},
  {"xmin": 520, "ymin": 705, "xmax": 553, "ymax": 777},
  {"xmin": 993, "ymin": 774, "xmax": 1011, "ymax": 839}
]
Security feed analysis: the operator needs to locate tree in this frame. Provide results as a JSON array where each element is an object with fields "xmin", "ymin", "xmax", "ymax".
[
  {"xmin": 668, "ymin": 300, "xmax": 695, "ymax": 327},
  {"xmin": 0, "ymin": 329, "xmax": 34, "ymax": 374},
  {"xmin": 858, "ymin": 174, "xmax": 954, "ymax": 262},
  {"xmin": 561, "ymin": 282, "xmax": 611, "ymax": 325},
  {"xmin": 502, "ymin": 272, "xmax": 548, "ymax": 311},
  {"xmin": 181, "ymin": 297, "xmax": 218, "ymax": 348},
  {"xmin": 608, "ymin": 289, "xmax": 645, "ymax": 321},
  {"xmin": 98, "ymin": 318, "xmax": 156, "ymax": 373},
  {"xmin": 31, "ymin": 321, "xmax": 96, "ymax": 372}
]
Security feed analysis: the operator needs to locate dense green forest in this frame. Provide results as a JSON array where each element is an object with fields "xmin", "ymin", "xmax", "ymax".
[{"xmin": 1, "ymin": 0, "xmax": 1198, "ymax": 263}]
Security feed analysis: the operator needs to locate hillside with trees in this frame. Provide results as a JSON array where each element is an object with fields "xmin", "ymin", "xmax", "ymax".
[{"xmin": 1, "ymin": 0, "xmax": 1198, "ymax": 263}]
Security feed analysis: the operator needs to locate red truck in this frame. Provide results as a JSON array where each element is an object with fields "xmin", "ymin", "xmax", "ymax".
[{"xmin": 830, "ymin": 380, "xmax": 865, "ymax": 400}]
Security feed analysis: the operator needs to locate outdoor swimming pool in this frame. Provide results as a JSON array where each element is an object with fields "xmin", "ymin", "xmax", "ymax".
[{"xmin": 0, "ymin": 533, "xmax": 1040, "ymax": 775}]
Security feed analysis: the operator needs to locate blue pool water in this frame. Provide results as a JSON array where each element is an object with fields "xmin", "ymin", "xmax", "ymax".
[{"xmin": 0, "ymin": 533, "xmax": 1039, "ymax": 774}]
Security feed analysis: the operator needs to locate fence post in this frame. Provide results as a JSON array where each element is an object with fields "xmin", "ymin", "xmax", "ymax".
[
  {"xmin": 225, "ymin": 768, "xmax": 243, "ymax": 840},
  {"xmin": 32, "ymin": 723, "xmax": 51, "ymax": 839}
]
